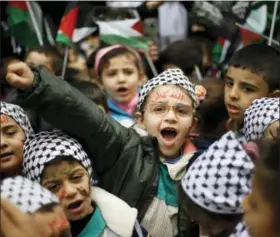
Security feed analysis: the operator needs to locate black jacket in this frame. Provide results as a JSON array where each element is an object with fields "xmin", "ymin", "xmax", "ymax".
[{"xmin": 17, "ymin": 66, "xmax": 192, "ymax": 236}]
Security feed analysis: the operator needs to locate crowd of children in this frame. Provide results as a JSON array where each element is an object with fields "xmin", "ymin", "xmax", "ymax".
[{"xmin": 1, "ymin": 33, "xmax": 280, "ymax": 237}]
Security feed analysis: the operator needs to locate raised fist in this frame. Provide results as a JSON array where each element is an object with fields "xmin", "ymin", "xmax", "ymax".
[{"xmin": 6, "ymin": 62, "xmax": 34, "ymax": 89}]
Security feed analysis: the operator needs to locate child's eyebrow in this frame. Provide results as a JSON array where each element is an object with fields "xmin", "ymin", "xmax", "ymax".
[
  {"xmin": 241, "ymin": 81, "xmax": 258, "ymax": 89},
  {"xmin": 224, "ymin": 75, "xmax": 234, "ymax": 81},
  {"xmin": 2, "ymin": 124, "xmax": 17, "ymax": 131}
]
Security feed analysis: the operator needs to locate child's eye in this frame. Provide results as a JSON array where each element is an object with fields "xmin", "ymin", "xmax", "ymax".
[
  {"xmin": 225, "ymin": 79, "xmax": 233, "ymax": 88},
  {"xmin": 6, "ymin": 130, "xmax": 17, "ymax": 136},
  {"xmin": 243, "ymin": 86, "xmax": 255, "ymax": 93},
  {"xmin": 71, "ymin": 174, "xmax": 83, "ymax": 181},
  {"xmin": 107, "ymin": 71, "xmax": 117, "ymax": 77},
  {"xmin": 152, "ymin": 106, "xmax": 166, "ymax": 113},
  {"xmin": 177, "ymin": 108, "xmax": 190, "ymax": 116},
  {"xmin": 123, "ymin": 69, "xmax": 134, "ymax": 75},
  {"xmin": 47, "ymin": 184, "xmax": 59, "ymax": 192}
]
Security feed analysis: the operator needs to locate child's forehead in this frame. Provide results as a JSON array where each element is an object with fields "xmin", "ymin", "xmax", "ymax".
[
  {"xmin": 150, "ymin": 84, "xmax": 185, "ymax": 93},
  {"xmin": 147, "ymin": 85, "xmax": 192, "ymax": 103},
  {"xmin": 1, "ymin": 114, "xmax": 19, "ymax": 127},
  {"xmin": 226, "ymin": 66, "xmax": 266, "ymax": 85}
]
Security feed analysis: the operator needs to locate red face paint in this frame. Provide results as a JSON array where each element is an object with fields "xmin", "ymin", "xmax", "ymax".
[
  {"xmin": 58, "ymin": 215, "xmax": 69, "ymax": 229},
  {"xmin": 47, "ymin": 215, "xmax": 69, "ymax": 235},
  {"xmin": 58, "ymin": 189, "xmax": 66, "ymax": 201},
  {"xmin": 1, "ymin": 115, "xmax": 8, "ymax": 124},
  {"xmin": 152, "ymin": 91, "xmax": 185, "ymax": 102},
  {"xmin": 48, "ymin": 219, "xmax": 57, "ymax": 233}
]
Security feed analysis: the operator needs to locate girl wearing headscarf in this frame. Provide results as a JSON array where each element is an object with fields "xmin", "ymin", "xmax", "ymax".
[
  {"xmin": 1, "ymin": 175, "xmax": 70, "ymax": 237},
  {"xmin": 23, "ymin": 130, "xmax": 149, "ymax": 237},
  {"xmin": 0, "ymin": 101, "xmax": 34, "ymax": 179}
]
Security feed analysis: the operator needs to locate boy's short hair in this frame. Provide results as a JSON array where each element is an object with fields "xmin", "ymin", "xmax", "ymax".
[
  {"xmin": 159, "ymin": 39, "xmax": 203, "ymax": 76},
  {"xmin": 25, "ymin": 45, "xmax": 63, "ymax": 75},
  {"xmin": 69, "ymin": 80, "xmax": 109, "ymax": 113},
  {"xmin": 228, "ymin": 44, "xmax": 280, "ymax": 92}
]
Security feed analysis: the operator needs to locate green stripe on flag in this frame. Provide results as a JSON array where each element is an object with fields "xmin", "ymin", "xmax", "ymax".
[
  {"xmin": 100, "ymin": 35, "xmax": 149, "ymax": 50},
  {"xmin": 8, "ymin": 6, "xmax": 29, "ymax": 25},
  {"xmin": 56, "ymin": 32, "xmax": 72, "ymax": 47}
]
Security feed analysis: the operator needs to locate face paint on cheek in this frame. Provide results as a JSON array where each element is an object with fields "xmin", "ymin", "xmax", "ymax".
[
  {"xmin": 58, "ymin": 189, "xmax": 66, "ymax": 201},
  {"xmin": 1, "ymin": 115, "xmax": 8, "ymax": 124},
  {"xmin": 58, "ymin": 215, "xmax": 69, "ymax": 230},
  {"xmin": 47, "ymin": 215, "xmax": 69, "ymax": 236},
  {"xmin": 77, "ymin": 186, "xmax": 89, "ymax": 197}
]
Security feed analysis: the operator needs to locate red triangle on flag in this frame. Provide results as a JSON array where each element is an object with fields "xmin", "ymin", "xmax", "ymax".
[
  {"xmin": 58, "ymin": 6, "xmax": 78, "ymax": 39},
  {"xmin": 240, "ymin": 28, "xmax": 262, "ymax": 46},
  {"xmin": 132, "ymin": 20, "xmax": 144, "ymax": 35}
]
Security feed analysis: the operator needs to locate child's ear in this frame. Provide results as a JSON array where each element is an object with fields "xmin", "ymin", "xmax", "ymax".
[
  {"xmin": 191, "ymin": 116, "xmax": 198, "ymax": 132},
  {"xmin": 138, "ymin": 72, "xmax": 147, "ymax": 87},
  {"xmin": 135, "ymin": 112, "xmax": 146, "ymax": 129},
  {"xmin": 269, "ymin": 90, "xmax": 280, "ymax": 98}
]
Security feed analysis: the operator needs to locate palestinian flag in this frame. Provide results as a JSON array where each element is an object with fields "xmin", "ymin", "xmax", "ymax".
[
  {"xmin": 56, "ymin": 2, "xmax": 79, "ymax": 46},
  {"xmin": 239, "ymin": 27, "xmax": 263, "ymax": 46},
  {"xmin": 97, "ymin": 19, "xmax": 149, "ymax": 50},
  {"xmin": 71, "ymin": 7, "xmax": 99, "ymax": 43},
  {"xmin": 212, "ymin": 37, "xmax": 231, "ymax": 65},
  {"xmin": 7, "ymin": 1, "xmax": 44, "ymax": 48}
]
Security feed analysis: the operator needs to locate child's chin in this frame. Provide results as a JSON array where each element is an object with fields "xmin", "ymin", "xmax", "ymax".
[{"xmin": 160, "ymin": 147, "xmax": 181, "ymax": 159}]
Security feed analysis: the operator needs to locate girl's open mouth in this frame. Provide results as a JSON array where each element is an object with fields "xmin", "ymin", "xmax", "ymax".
[
  {"xmin": 117, "ymin": 87, "xmax": 128, "ymax": 94},
  {"xmin": 160, "ymin": 128, "xmax": 178, "ymax": 143}
]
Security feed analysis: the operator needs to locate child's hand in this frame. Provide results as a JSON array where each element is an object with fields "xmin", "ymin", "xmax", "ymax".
[
  {"xmin": 6, "ymin": 62, "xmax": 35, "ymax": 89},
  {"xmin": 0, "ymin": 199, "xmax": 47, "ymax": 237}
]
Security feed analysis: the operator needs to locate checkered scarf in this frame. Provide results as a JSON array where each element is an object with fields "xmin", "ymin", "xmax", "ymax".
[
  {"xmin": 1, "ymin": 176, "xmax": 59, "ymax": 213},
  {"xmin": 23, "ymin": 130, "xmax": 92, "ymax": 183},
  {"xmin": 1, "ymin": 101, "xmax": 34, "ymax": 138},
  {"xmin": 181, "ymin": 131, "xmax": 254, "ymax": 214},
  {"xmin": 244, "ymin": 98, "xmax": 280, "ymax": 141},
  {"xmin": 229, "ymin": 222, "xmax": 250, "ymax": 237},
  {"xmin": 137, "ymin": 68, "xmax": 197, "ymax": 110},
  {"xmin": 243, "ymin": 98, "xmax": 280, "ymax": 141}
]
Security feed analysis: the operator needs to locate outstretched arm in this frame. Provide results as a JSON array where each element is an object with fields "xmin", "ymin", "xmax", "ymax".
[{"xmin": 6, "ymin": 62, "xmax": 136, "ymax": 175}]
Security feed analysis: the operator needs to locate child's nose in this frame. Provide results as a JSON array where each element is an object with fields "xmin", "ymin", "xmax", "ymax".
[
  {"xmin": 117, "ymin": 72, "xmax": 126, "ymax": 83},
  {"xmin": 164, "ymin": 108, "xmax": 177, "ymax": 122},
  {"xmin": 0, "ymin": 135, "xmax": 9, "ymax": 150},
  {"xmin": 229, "ymin": 86, "xmax": 240, "ymax": 100}
]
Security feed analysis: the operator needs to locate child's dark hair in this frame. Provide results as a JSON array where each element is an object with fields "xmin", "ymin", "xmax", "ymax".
[
  {"xmin": 159, "ymin": 39, "xmax": 203, "ymax": 76},
  {"xmin": 178, "ymin": 184, "xmax": 242, "ymax": 235},
  {"xmin": 254, "ymin": 137, "xmax": 280, "ymax": 234},
  {"xmin": 195, "ymin": 78, "xmax": 228, "ymax": 139},
  {"xmin": 96, "ymin": 47, "xmax": 143, "ymax": 80},
  {"xmin": 25, "ymin": 45, "xmax": 63, "ymax": 75},
  {"xmin": 69, "ymin": 80, "xmax": 109, "ymax": 113},
  {"xmin": 228, "ymin": 44, "xmax": 280, "ymax": 92}
]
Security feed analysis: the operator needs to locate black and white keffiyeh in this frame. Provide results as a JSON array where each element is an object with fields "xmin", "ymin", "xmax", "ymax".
[
  {"xmin": 23, "ymin": 130, "xmax": 92, "ymax": 183},
  {"xmin": 244, "ymin": 97, "xmax": 280, "ymax": 141},
  {"xmin": 181, "ymin": 131, "xmax": 254, "ymax": 214},
  {"xmin": 137, "ymin": 68, "xmax": 197, "ymax": 110},
  {"xmin": 1, "ymin": 176, "xmax": 59, "ymax": 213},
  {"xmin": 1, "ymin": 101, "xmax": 34, "ymax": 138},
  {"xmin": 229, "ymin": 222, "xmax": 250, "ymax": 237}
]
